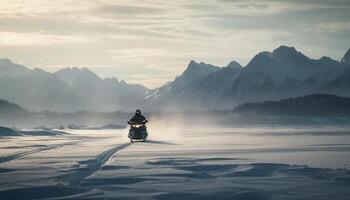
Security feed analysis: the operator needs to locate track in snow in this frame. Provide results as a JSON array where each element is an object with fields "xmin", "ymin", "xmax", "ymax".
[
  {"xmin": 62, "ymin": 142, "xmax": 133, "ymax": 186},
  {"xmin": 86, "ymin": 142, "xmax": 132, "ymax": 171},
  {"xmin": 0, "ymin": 137, "xmax": 102, "ymax": 164}
]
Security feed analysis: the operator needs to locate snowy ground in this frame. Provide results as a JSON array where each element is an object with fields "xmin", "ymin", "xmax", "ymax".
[{"xmin": 0, "ymin": 126, "xmax": 350, "ymax": 200}]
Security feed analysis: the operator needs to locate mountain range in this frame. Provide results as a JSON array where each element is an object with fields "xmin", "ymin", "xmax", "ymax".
[
  {"xmin": 0, "ymin": 58, "xmax": 147, "ymax": 111},
  {"xmin": 145, "ymin": 45, "xmax": 350, "ymax": 111},
  {"xmin": 0, "ymin": 45, "xmax": 349, "ymax": 112}
]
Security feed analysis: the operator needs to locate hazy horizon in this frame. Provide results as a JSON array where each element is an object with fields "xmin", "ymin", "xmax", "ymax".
[{"xmin": 1, "ymin": 0, "xmax": 350, "ymax": 88}]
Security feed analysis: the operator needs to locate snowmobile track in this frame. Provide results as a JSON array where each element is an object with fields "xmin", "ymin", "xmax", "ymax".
[
  {"xmin": 62, "ymin": 142, "xmax": 133, "ymax": 186},
  {"xmin": 86, "ymin": 142, "xmax": 132, "ymax": 171},
  {"xmin": 0, "ymin": 138, "xmax": 101, "ymax": 164}
]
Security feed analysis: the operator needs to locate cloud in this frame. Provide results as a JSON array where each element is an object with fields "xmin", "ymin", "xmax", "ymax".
[
  {"xmin": 108, "ymin": 48, "xmax": 170, "ymax": 67},
  {"xmin": 0, "ymin": 0, "xmax": 96, "ymax": 18},
  {"xmin": 109, "ymin": 48, "xmax": 168, "ymax": 58},
  {"xmin": 310, "ymin": 22, "xmax": 350, "ymax": 32},
  {"xmin": 96, "ymin": 4, "xmax": 168, "ymax": 16},
  {"xmin": 0, "ymin": 32, "xmax": 93, "ymax": 46}
]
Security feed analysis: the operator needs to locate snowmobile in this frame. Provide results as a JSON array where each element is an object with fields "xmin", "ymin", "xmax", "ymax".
[{"xmin": 128, "ymin": 121, "xmax": 148, "ymax": 142}]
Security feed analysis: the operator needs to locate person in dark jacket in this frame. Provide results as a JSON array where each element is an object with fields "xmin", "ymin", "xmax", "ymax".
[{"xmin": 128, "ymin": 109, "xmax": 147, "ymax": 125}]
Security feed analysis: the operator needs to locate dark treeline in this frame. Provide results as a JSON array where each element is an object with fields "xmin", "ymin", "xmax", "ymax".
[{"xmin": 233, "ymin": 94, "xmax": 350, "ymax": 117}]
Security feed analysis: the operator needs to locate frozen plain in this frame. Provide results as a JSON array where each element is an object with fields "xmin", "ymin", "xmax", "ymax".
[{"xmin": 0, "ymin": 125, "xmax": 350, "ymax": 200}]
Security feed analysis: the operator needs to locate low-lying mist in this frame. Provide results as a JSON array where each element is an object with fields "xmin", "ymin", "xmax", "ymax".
[{"xmin": 1, "ymin": 109, "xmax": 350, "ymax": 130}]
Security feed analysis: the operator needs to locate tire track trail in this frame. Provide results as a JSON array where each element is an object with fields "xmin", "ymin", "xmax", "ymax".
[
  {"xmin": 62, "ymin": 142, "xmax": 133, "ymax": 186},
  {"xmin": 0, "ymin": 137, "xmax": 104, "ymax": 164}
]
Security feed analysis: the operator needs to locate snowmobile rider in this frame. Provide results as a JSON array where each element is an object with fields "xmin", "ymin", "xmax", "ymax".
[{"xmin": 128, "ymin": 109, "xmax": 148, "ymax": 125}]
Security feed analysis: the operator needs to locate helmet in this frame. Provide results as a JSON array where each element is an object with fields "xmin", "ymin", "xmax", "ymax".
[{"xmin": 135, "ymin": 109, "xmax": 141, "ymax": 114}]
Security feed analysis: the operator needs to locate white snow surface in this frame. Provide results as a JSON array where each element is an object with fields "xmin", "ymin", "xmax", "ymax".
[{"xmin": 0, "ymin": 126, "xmax": 350, "ymax": 199}]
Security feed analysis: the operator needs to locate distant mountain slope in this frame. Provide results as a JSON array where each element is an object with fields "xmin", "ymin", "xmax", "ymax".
[
  {"xmin": 144, "ymin": 60, "xmax": 243, "ymax": 110},
  {"xmin": 233, "ymin": 94, "xmax": 350, "ymax": 116},
  {"xmin": 145, "ymin": 46, "xmax": 350, "ymax": 111},
  {"xmin": 55, "ymin": 67, "xmax": 148, "ymax": 111},
  {"xmin": 144, "ymin": 60, "xmax": 223, "ymax": 110},
  {"xmin": 1, "ymin": 68, "xmax": 84, "ymax": 111},
  {"xmin": 0, "ymin": 59, "xmax": 87, "ymax": 111},
  {"xmin": 341, "ymin": 48, "xmax": 350, "ymax": 65},
  {"xmin": 0, "ymin": 58, "xmax": 30, "ymax": 78},
  {"xmin": 0, "ymin": 98, "xmax": 29, "ymax": 116},
  {"xmin": 179, "ymin": 61, "xmax": 242, "ymax": 110},
  {"xmin": 0, "ymin": 58, "xmax": 148, "ymax": 111},
  {"xmin": 229, "ymin": 46, "xmax": 347, "ymax": 104}
]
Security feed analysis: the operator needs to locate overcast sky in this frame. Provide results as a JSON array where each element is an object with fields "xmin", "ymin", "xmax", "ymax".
[{"xmin": 0, "ymin": 0, "xmax": 349, "ymax": 88}]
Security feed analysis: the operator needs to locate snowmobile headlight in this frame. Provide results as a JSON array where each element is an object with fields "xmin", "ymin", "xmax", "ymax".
[{"xmin": 133, "ymin": 124, "xmax": 141, "ymax": 128}]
